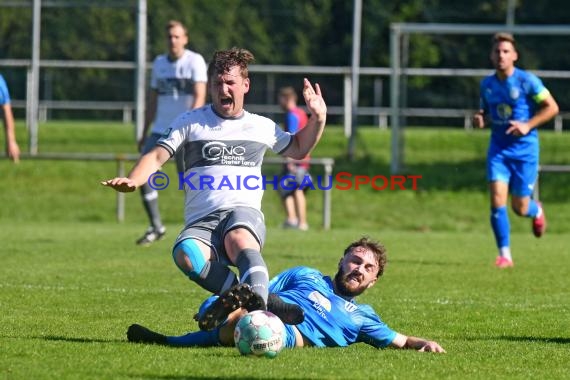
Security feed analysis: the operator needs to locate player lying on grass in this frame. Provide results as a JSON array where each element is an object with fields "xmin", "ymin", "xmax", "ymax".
[{"xmin": 127, "ymin": 237, "xmax": 446, "ymax": 353}]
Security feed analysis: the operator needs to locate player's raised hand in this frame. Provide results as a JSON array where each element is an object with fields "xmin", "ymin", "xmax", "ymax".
[
  {"xmin": 506, "ymin": 120, "xmax": 531, "ymax": 136},
  {"xmin": 101, "ymin": 177, "xmax": 137, "ymax": 192},
  {"xmin": 302, "ymin": 78, "xmax": 327, "ymax": 123}
]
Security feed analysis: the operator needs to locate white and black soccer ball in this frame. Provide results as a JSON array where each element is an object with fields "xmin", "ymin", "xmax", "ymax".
[{"xmin": 234, "ymin": 310, "xmax": 285, "ymax": 358}]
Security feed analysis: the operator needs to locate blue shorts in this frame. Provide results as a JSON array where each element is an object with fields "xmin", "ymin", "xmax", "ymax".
[{"xmin": 487, "ymin": 151, "xmax": 537, "ymax": 197}]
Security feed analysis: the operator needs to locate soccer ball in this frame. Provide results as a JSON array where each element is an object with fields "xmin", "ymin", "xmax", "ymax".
[{"xmin": 234, "ymin": 310, "xmax": 285, "ymax": 358}]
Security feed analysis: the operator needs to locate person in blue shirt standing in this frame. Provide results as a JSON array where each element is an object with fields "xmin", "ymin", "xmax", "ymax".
[
  {"xmin": 126, "ymin": 237, "xmax": 445, "ymax": 353},
  {"xmin": 0, "ymin": 74, "xmax": 20, "ymax": 163},
  {"xmin": 473, "ymin": 32, "xmax": 559, "ymax": 268}
]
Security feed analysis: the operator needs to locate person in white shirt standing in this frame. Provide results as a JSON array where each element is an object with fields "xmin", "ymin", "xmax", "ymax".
[{"xmin": 136, "ymin": 20, "xmax": 208, "ymax": 246}]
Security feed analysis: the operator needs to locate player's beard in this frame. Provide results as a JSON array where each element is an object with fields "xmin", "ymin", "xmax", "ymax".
[{"xmin": 333, "ymin": 269, "xmax": 366, "ymax": 298}]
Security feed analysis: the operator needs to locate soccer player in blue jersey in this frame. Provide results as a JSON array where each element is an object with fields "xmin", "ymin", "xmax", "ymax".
[
  {"xmin": 126, "ymin": 237, "xmax": 446, "ymax": 353},
  {"xmin": 0, "ymin": 74, "xmax": 20, "ymax": 163},
  {"xmin": 473, "ymin": 32, "xmax": 559, "ymax": 268}
]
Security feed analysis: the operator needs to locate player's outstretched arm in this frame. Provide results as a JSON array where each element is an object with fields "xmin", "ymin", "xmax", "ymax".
[
  {"xmin": 101, "ymin": 146, "xmax": 171, "ymax": 192},
  {"xmin": 390, "ymin": 333, "xmax": 446, "ymax": 353},
  {"xmin": 283, "ymin": 78, "xmax": 327, "ymax": 160}
]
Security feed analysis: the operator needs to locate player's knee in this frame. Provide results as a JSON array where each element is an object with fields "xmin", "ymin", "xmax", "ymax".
[{"xmin": 172, "ymin": 239, "xmax": 206, "ymax": 279}]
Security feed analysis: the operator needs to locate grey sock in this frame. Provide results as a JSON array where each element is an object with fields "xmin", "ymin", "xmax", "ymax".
[
  {"xmin": 235, "ymin": 249, "xmax": 269, "ymax": 303},
  {"xmin": 140, "ymin": 184, "xmax": 163, "ymax": 230},
  {"xmin": 195, "ymin": 261, "xmax": 238, "ymax": 294}
]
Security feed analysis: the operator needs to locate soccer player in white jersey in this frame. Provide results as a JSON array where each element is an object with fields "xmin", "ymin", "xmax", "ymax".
[
  {"xmin": 102, "ymin": 47, "xmax": 327, "ymax": 328},
  {"xmin": 126, "ymin": 237, "xmax": 446, "ymax": 353},
  {"xmin": 136, "ymin": 20, "xmax": 208, "ymax": 246}
]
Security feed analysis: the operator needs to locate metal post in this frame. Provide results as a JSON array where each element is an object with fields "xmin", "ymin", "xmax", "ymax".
[
  {"xmin": 390, "ymin": 25, "xmax": 402, "ymax": 174},
  {"xmin": 29, "ymin": 0, "xmax": 41, "ymax": 155},
  {"xmin": 343, "ymin": 74, "xmax": 351, "ymax": 138},
  {"xmin": 25, "ymin": 68, "xmax": 32, "ymax": 132},
  {"xmin": 506, "ymin": 0, "xmax": 516, "ymax": 27},
  {"xmin": 400, "ymin": 33, "xmax": 409, "ymax": 130},
  {"xmin": 117, "ymin": 159, "xmax": 126, "ymax": 222},
  {"xmin": 373, "ymin": 78, "xmax": 384, "ymax": 128},
  {"xmin": 533, "ymin": 170, "xmax": 540, "ymax": 201},
  {"xmin": 347, "ymin": 0, "xmax": 362, "ymax": 160},
  {"xmin": 135, "ymin": 0, "xmax": 147, "ymax": 140},
  {"xmin": 323, "ymin": 163, "xmax": 333, "ymax": 230},
  {"xmin": 266, "ymin": 73, "xmax": 275, "ymax": 119}
]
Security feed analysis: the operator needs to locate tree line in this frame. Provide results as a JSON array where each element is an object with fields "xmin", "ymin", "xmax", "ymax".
[{"xmin": 0, "ymin": 0, "xmax": 568, "ymax": 121}]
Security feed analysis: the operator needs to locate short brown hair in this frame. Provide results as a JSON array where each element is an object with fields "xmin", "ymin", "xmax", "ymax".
[
  {"xmin": 492, "ymin": 32, "xmax": 516, "ymax": 50},
  {"xmin": 166, "ymin": 20, "xmax": 188, "ymax": 36},
  {"xmin": 208, "ymin": 47, "xmax": 255, "ymax": 80},
  {"xmin": 279, "ymin": 86, "xmax": 298, "ymax": 101},
  {"xmin": 343, "ymin": 237, "xmax": 387, "ymax": 278}
]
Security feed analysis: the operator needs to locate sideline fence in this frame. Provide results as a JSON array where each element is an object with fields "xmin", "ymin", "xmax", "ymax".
[{"xmin": 7, "ymin": 153, "xmax": 335, "ymax": 230}]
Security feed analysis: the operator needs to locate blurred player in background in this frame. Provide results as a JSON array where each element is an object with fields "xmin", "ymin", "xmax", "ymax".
[
  {"xmin": 278, "ymin": 86, "xmax": 310, "ymax": 231},
  {"xmin": 102, "ymin": 47, "xmax": 327, "ymax": 328},
  {"xmin": 0, "ymin": 73, "xmax": 20, "ymax": 163},
  {"xmin": 126, "ymin": 237, "xmax": 446, "ymax": 353},
  {"xmin": 136, "ymin": 20, "xmax": 208, "ymax": 246},
  {"xmin": 473, "ymin": 32, "xmax": 559, "ymax": 268}
]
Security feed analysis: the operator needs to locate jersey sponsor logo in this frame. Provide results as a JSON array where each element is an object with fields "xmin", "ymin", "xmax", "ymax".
[
  {"xmin": 510, "ymin": 87, "xmax": 520, "ymax": 100},
  {"xmin": 309, "ymin": 291, "xmax": 331, "ymax": 311},
  {"xmin": 344, "ymin": 301, "xmax": 357, "ymax": 313},
  {"xmin": 197, "ymin": 141, "xmax": 259, "ymax": 167},
  {"xmin": 202, "ymin": 141, "xmax": 246, "ymax": 161},
  {"xmin": 496, "ymin": 103, "xmax": 512, "ymax": 120},
  {"xmin": 184, "ymin": 140, "xmax": 265, "ymax": 168},
  {"xmin": 308, "ymin": 291, "xmax": 330, "ymax": 321}
]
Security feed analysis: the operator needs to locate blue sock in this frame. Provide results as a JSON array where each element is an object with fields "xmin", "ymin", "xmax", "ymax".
[
  {"xmin": 166, "ymin": 328, "xmax": 220, "ymax": 347},
  {"xmin": 525, "ymin": 199, "xmax": 540, "ymax": 218},
  {"xmin": 490, "ymin": 206, "xmax": 510, "ymax": 249}
]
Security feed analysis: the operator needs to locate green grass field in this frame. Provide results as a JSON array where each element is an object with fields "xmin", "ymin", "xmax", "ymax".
[{"xmin": 1, "ymin": 122, "xmax": 569, "ymax": 379}]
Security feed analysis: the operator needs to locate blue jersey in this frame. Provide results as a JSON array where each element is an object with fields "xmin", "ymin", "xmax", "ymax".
[
  {"xmin": 269, "ymin": 266, "xmax": 397, "ymax": 348},
  {"xmin": 479, "ymin": 67, "xmax": 550, "ymax": 159},
  {"xmin": 0, "ymin": 74, "xmax": 11, "ymax": 105}
]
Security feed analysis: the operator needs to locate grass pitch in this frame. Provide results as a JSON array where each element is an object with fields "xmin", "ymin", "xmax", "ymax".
[
  {"xmin": 1, "ymin": 224, "xmax": 568, "ymax": 379},
  {"xmin": 1, "ymin": 122, "xmax": 569, "ymax": 379}
]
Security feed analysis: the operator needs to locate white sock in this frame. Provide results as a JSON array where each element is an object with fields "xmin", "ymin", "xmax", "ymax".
[
  {"xmin": 499, "ymin": 247, "xmax": 512, "ymax": 261},
  {"xmin": 536, "ymin": 207, "xmax": 543, "ymax": 218}
]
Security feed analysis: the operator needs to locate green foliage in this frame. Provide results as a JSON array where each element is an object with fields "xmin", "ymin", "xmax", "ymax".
[{"xmin": 2, "ymin": 0, "xmax": 570, "ymax": 115}]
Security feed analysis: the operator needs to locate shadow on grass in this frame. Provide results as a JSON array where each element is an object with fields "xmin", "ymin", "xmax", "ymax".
[
  {"xmin": 39, "ymin": 335, "xmax": 124, "ymax": 344},
  {"xmin": 498, "ymin": 336, "xmax": 570, "ymax": 344},
  {"xmin": 389, "ymin": 258, "xmax": 465, "ymax": 267},
  {"xmin": 464, "ymin": 335, "xmax": 570, "ymax": 344},
  {"xmin": 128, "ymin": 376, "xmax": 309, "ymax": 380}
]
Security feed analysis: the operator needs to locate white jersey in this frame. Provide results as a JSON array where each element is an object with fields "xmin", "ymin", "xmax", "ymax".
[
  {"xmin": 157, "ymin": 105, "xmax": 293, "ymax": 225},
  {"xmin": 150, "ymin": 49, "xmax": 208, "ymax": 134}
]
